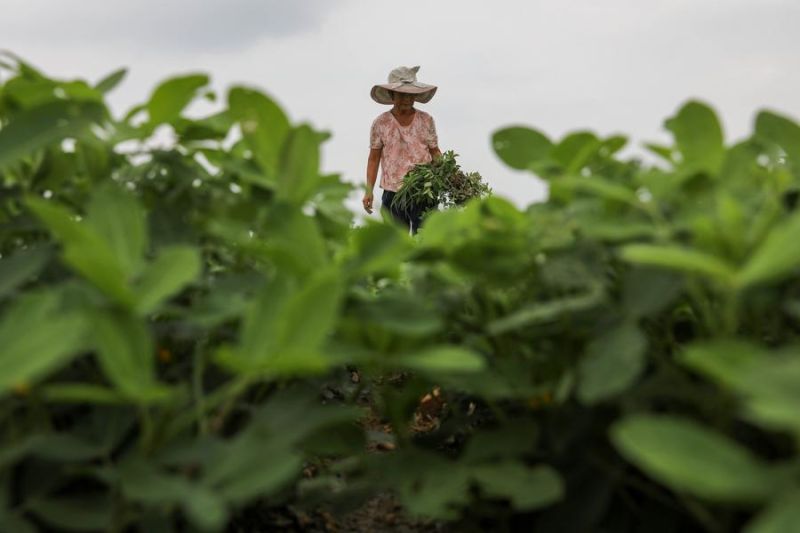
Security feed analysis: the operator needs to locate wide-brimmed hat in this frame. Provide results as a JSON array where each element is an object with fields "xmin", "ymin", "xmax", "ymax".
[{"xmin": 370, "ymin": 66, "xmax": 437, "ymax": 105}]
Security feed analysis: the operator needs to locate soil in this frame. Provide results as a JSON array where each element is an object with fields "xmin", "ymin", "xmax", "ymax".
[
  {"xmin": 328, "ymin": 380, "xmax": 448, "ymax": 532},
  {"xmin": 229, "ymin": 373, "xmax": 452, "ymax": 532}
]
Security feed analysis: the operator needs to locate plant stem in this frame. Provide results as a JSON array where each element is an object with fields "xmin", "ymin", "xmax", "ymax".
[
  {"xmin": 138, "ymin": 405, "xmax": 155, "ymax": 453},
  {"xmin": 192, "ymin": 341, "xmax": 209, "ymax": 435},
  {"xmin": 165, "ymin": 376, "xmax": 252, "ymax": 439}
]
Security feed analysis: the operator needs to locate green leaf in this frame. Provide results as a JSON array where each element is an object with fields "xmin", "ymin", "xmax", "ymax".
[
  {"xmin": 578, "ymin": 321, "xmax": 647, "ymax": 404},
  {"xmin": 552, "ymin": 131, "xmax": 600, "ymax": 173},
  {"xmin": 202, "ymin": 401, "xmax": 313, "ymax": 504},
  {"xmin": 462, "ymin": 422, "xmax": 539, "ymax": 463},
  {"xmin": 182, "ymin": 487, "xmax": 228, "ymax": 531},
  {"xmin": 736, "ymin": 212, "xmax": 800, "ymax": 288},
  {"xmin": 208, "ymin": 447, "xmax": 302, "ymax": 505},
  {"xmin": 228, "ymin": 87, "xmax": 290, "ymax": 183},
  {"xmin": 487, "ymin": 285, "xmax": 604, "ymax": 335},
  {"xmin": 27, "ymin": 495, "xmax": 112, "ymax": 532},
  {"xmin": 121, "ymin": 103, "xmax": 146, "ymax": 125},
  {"xmin": 492, "ymin": 126, "xmax": 553, "ymax": 171},
  {"xmin": 120, "ymin": 457, "xmax": 227, "ymax": 531},
  {"xmin": 622, "ymin": 268, "xmax": 682, "ymax": 317},
  {"xmin": 619, "ymin": 244, "xmax": 736, "ymax": 284},
  {"xmin": 611, "ymin": 415, "xmax": 778, "ymax": 502},
  {"xmin": 643, "ymin": 143, "xmax": 675, "ymax": 164},
  {"xmin": 715, "ymin": 192, "xmax": 749, "ymax": 259},
  {"xmin": 581, "ymin": 221, "xmax": 658, "ymax": 242},
  {"xmin": 664, "ymin": 100, "xmax": 725, "ymax": 175},
  {"xmin": 58, "ymin": 80, "xmax": 104, "ymax": 102},
  {"xmin": 755, "ymin": 110, "xmax": 800, "ymax": 171},
  {"xmin": 470, "ymin": 462, "xmax": 563, "ymax": 511},
  {"xmin": 94, "ymin": 67, "xmax": 127, "ymax": 94},
  {"xmin": 26, "ymin": 197, "xmax": 133, "ymax": 305},
  {"xmin": 29, "ymin": 433, "xmax": 107, "ymax": 462},
  {"xmin": 2, "ymin": 78, "xmax": 58, "ymax": 109},
  {"xmin": 91, "ymin": 311, "xmax": 167, "ymax": 402},
  {"xmin": 78, "ymin": 136, "xmax": 112, "ymax": 180},
  {"xmin": 238, "ymin": 207, "xmax": 328, "ymax": 279},
  {"xmin": 397, "ymin": 346, "xmax": 485, "ymax": 375},
  {"xmin": 739, "ymin": 358, "xmax": 800, "ymax": 434},
  {"xmin": 40, "ymin": 383, "xmax": 127, "ymax": 405},
  {"xmin": 133, "ymin": 246, "xmax": 201, "ymax": 315},
  {"xmin": 342, "ymin": 221, "xmax": 413, "ymax": 277},
  {"xmin": 0, "ymin": 292, "xmax": 87, "ymax": 394},
  {"xmin": 681, "ymin": 340, "xmax": 800, "ymax": 433},
  {"xmin": 234, "ymin": 274, "xmax": 291, "ymax": 365},
  {"xmin": 350, "ymin": 291, "xmax": 442, "ymax": 336},
  {"xmin": 314, "ymin": 175, "xmax": 355, "ymax": 231},
  {"xmin": 552, "ymin": 176, "xmax": 640, "ymax": 206},
  {"xmin": 175, "ymin": 110, "xmax": 232, "ymax": 141},
  {"xmin": 0, "ymin": 432, "xmax": 105, "ymax": 471},
  {"xmin": 371, "ymin": 451, "xmax": 470, "ymax": 520},
  {"xmin": 265, "ymin": 270, "xmax": 342, "ymax": 366},
  {"xmin": 417, "ymin": 201, "xmax": 482, "ymax": 251},
  {"xmin": 680, "ymin": 339, "xmax": 761, "ymax": 391},
  {"xmin": 720, "ymin": 140, "xmax": 761, "ymax": 182},
  {"xmin": 745, "ymin": 490, "xmax": 800, "ymax": 533},
  {"xmin": 0, "ymin": 100, "xmax": 104, "ymax": 169},
  {"xmin": 146, "ymin": 73, "xmax": 209, "ymax": 125},
  {"xmin": 185, "ymin": 277, "xmax": 250, "ymax": 328},
  {"xmin": 224, "ymin": 270, "xmax": 343, "ymax": 375},
  {"xmin": 86, "ymin": 184, "xmax": 148, "ymax": 278},
  {"xmin": 278, "ymin": 124, "xmax": 322, "ymax": 205},
  {"xmin": 600, "ymin": 134, "xmax": 628, "ymax": 156},
  {"xmin": 251, "ymin": 388, "xmax": 359, "ymax": 448},
  {"xmin": 0, "ymin": 246, "xmax": 51, "ymax": 300}
]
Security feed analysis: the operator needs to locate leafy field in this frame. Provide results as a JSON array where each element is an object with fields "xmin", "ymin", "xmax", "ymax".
[{"xmin": 2, "ymin": 54, "xmax": 800, "ymax": 532}]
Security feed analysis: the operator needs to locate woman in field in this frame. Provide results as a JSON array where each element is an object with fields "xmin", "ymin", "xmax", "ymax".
[{"xmin": 362, "ymin": 66, "xmax": 442, "ymax": 234}]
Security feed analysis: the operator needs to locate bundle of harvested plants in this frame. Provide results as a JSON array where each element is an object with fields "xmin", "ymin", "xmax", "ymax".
[{"xmin": 392, "ymin": 151, "xmax": 491, "ymax": 214}]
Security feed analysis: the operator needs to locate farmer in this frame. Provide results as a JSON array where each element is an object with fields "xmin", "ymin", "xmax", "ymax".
[{"xmin": 363, "ymin": 66, "xmax": 442, "ymax": 234}]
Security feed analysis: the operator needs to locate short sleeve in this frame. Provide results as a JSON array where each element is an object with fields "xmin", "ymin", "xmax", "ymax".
[
  {"xmin": 426, "ymin": 115, "xmax": 439, "ymax": 149},
  {"xmin": 369, "ymin": 118, "xmax": 383, "ymax": 149}
]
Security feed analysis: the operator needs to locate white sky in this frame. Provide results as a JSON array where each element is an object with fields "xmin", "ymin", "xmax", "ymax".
[{"xmin": 3, "ymin": 0, "xmax": 799, "ymax": 215}]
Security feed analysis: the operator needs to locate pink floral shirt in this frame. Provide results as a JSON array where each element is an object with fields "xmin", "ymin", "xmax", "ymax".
[{"xmin": 370, "ymin": 110, "xmax": 439, "ymax": 192}]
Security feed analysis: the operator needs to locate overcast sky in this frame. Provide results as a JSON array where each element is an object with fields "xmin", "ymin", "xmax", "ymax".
[{"xmin": 3, "ymin": 0, "xmax": 799, "ymax": 214}]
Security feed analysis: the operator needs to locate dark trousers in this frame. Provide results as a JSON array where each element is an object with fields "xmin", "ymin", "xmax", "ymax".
[{"xmin": 381, "ymin": 190, "xmax": 423, "ymax": 235}]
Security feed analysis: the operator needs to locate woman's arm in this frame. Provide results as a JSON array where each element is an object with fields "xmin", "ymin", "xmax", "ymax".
[
  {"xmin": 363, "ymin": 147, "xmax": 382, "ymax": 213},
  {"xmin": 427, "ymin": 114, "xmax": 441, "ymax": 160}
]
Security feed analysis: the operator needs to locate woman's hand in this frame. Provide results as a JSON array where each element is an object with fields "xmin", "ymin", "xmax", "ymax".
[
  {"xmin": 362, "ymin": 191, "xmax": 374, "ymax": 214},
  {"xmin": 364, "ymin": 148, "xmax": 381, "ymax": 214}
]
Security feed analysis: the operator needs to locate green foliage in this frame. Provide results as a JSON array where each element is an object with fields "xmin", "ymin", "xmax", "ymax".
[
  {"xmin": 665, "ymin": 100, "xmax": 726, "ymax": 176},
  {"xmin": 0, "ymin": 100, "xmax": 105, "ymax": 169},
  {"xmin": 217, "ymin": 269, "xmax": 343, "ymax": 376},
  {"xmin": 577, "ymin": 321, "xmax": 647, "ymax": 404},
  {"xmin": 755, "ymin": 110, "xmax": 800, "ymax": 175},
  {"xmin": 392, "ymin": 150, "xmax": 491, "ymax": 214},
  {"xmin": 3, "ymin": 55, "xmax": 800, "ymax": 532},
  {"xmin": 146, "ymin": 74, "xmax": 210, "ymax": 127},
  {"xmin": 611, "ymin": 415, "xmax": 780, "ymax": 502},
  {"xmin": 228, "ymin": 86, "xmax": 290, "ymax": 185},
  {"xmin": 94, "ymin": 67, "xmax": 128, "ymax": 94},
  {"xmin": 0, "ymin": 291, "xmax": 87, "ymax": 394},
  {"xmin": 491, "ymin": 126, "xmax": 554, "ymax": 172}
]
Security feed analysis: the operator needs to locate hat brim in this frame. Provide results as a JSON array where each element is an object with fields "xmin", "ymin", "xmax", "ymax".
[{"xmin": 370, "ymin": 83, "xmax": 437, "ymax": 105}]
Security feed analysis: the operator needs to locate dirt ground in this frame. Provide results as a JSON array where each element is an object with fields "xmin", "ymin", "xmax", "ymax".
[{"xmin": 228, "ymin": 376, "xmax": 451, "ymax": 532}]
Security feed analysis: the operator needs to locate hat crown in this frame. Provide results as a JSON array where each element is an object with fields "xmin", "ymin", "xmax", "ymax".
[
  {"xmin": 388, "ymin": 66, "xmax": 420, "ymax": 85},
  {"xmin": 371, "ymin": 66, "xmax": 436, "ymax": 105}
]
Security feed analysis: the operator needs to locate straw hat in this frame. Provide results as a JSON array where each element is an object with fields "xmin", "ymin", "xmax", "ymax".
[{"xmin": 370, "ymin": 66, "xmax": 437, "ymax": 105}]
